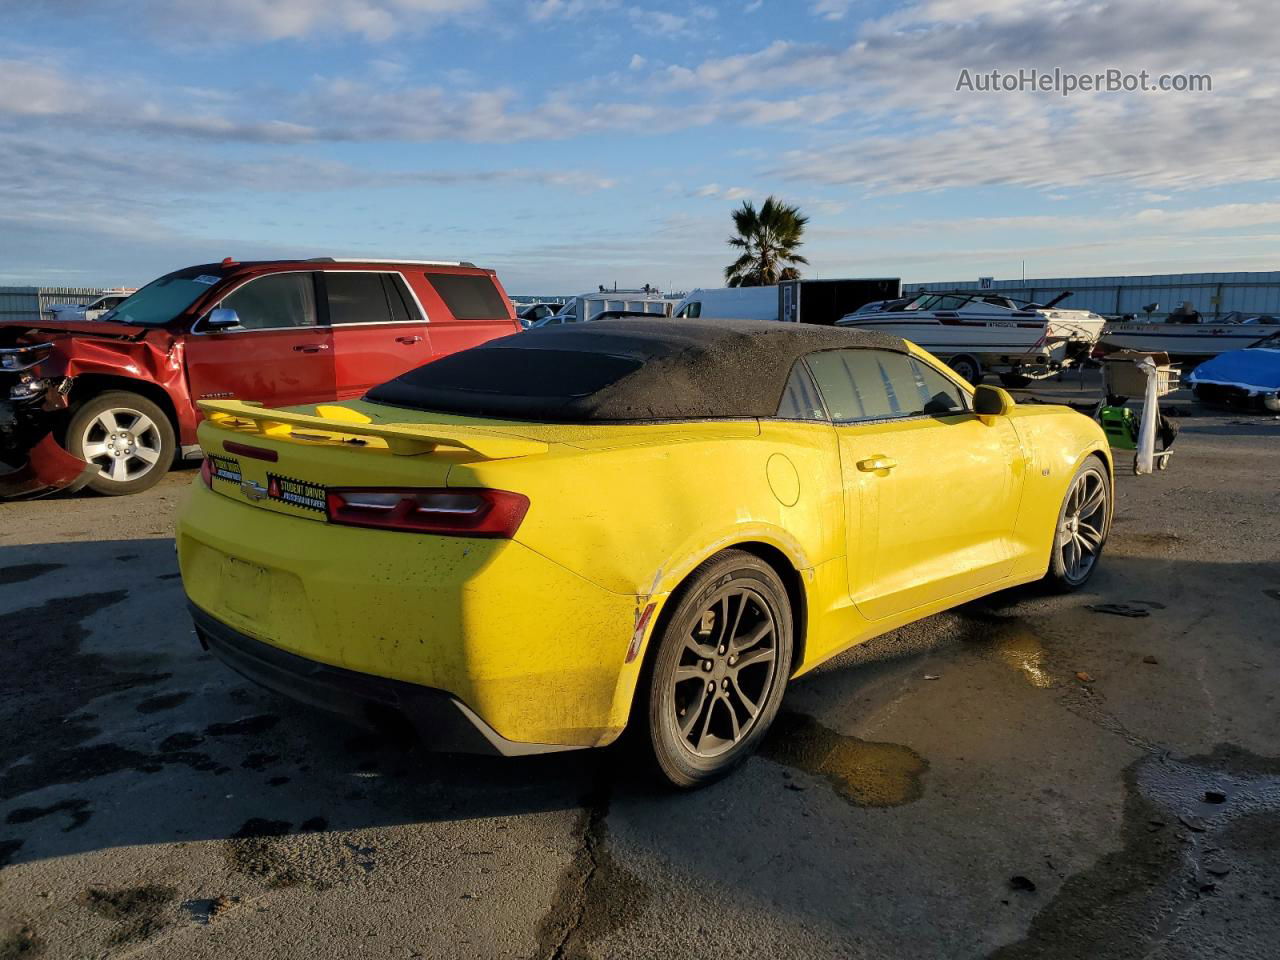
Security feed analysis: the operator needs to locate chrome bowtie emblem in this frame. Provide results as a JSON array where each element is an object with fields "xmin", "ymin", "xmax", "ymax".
[{"xmin": 241, "ymin": 479, "xmax": 268, "ymax": 501}]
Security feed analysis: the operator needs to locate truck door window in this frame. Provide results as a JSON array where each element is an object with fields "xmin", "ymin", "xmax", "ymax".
[
  {"xmin": 325, "ymin": 271, "xmax": 418, "ymax": 325},
  {"xmin": 220, "ymin": 273, "xmax": 317, "ymax": 330}
]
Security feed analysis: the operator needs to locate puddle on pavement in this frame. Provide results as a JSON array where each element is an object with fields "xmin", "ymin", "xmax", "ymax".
[
  {"xmin": 992, "ymin": 745, "xmax": 1280, "ymax": 959},
  {"xmin": 958, "ymin": 611, "xmax": 1060, "ymax": 690},
  {"xmin": 995, "ymin": 627, "xmax": 1056, "ymax": 689},
  {"xmin": 761, "ymin": 711, "xmax": 928, "ymax": 807}
]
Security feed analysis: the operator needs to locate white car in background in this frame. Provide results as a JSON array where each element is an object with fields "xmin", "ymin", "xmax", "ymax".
[{"xmin": 45, "ymin": 292, "xmax": 132, "ymax": 322}]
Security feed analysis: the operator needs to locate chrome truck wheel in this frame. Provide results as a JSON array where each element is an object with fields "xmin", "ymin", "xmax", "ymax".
[{"xmin": 66, "ymin": 391, "xmax": 175, "ymax": 496}]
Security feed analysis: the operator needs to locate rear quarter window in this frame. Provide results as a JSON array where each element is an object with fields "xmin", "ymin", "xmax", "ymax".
[{"xmin": 424, "ymin": 272, "xmax": 509, "ymax": 321}]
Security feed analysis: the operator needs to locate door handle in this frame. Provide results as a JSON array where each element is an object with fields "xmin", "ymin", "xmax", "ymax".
[
  {"xmin": 293, "ymin": 343, "xmax": 330, "ymax": 353},
  {"xmin": 857, "ymin": 456, "xmax": 897, "ymax": 472},
  {"xmin": 395, "ymin": 335, "xmax": 423, "ymax": 345}
]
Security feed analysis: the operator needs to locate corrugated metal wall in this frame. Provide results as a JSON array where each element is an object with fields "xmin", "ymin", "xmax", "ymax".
[
  {"xmin": 907, "ymin": 272, "xmax": 1280, "ymax": 320},
  {"xmin": 0, "ymin": 287, "xmax": 109, "ymax": 324}
]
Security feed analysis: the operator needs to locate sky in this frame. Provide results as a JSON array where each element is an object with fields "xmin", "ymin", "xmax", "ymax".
[{"xmin": 0, "ymin": 0, "xmax": 1276, "ymax": 294}]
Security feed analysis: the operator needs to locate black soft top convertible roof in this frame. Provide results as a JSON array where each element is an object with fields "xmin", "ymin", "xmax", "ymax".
[{"xmin": 366, "ymin": 319, "xmax": 909, "ymax": 423}]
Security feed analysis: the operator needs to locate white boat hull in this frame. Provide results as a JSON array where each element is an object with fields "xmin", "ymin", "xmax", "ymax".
[
  {"xmin": 1100, "ymin": 322, "xmax": 1280, "ymax": 358},
  {"xmin": 839, "ymin": 311, "xmax": 1103, "ymax": 373}
]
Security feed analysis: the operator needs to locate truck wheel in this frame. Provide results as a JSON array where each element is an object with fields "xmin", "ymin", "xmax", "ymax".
[
  {"xmin": 65, "ymin": 391, "xmax": 175, "ymax": 496},
  {"xmin": 948, "ymin": 355, "xmax": 983, "ymax": 385},
  {"xmin": 643, "ymin": 550, "xmax": 793, "ymax": 788}
]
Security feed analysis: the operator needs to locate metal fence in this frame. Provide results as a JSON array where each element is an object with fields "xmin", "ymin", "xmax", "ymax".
[
  {"xmin": 0, "ymin": 287, "xmax": 112, "ymax": 325},
  {"xmin": 907, "ymin": 272, "xmax": 1280, "ymax": 320}
]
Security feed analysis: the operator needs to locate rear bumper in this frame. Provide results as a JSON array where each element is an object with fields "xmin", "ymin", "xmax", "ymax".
[
  {"xmin": 190, "ymin": 602, "xmax": 580, "ymax": 756},
  {"xmin": 178, "ymin": 481, "xmax": 647, "ymax": 748}
]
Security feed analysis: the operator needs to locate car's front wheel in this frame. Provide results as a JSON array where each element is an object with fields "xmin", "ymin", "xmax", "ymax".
[
  {"xmin": 644, "ymin": 550, "xmax": 793, "ymax": 788},
  {"xmin": 1045, "ymin": 456, "xmax": 1110, "ymax": 591},
  {"xmin": 65, "ymin": 391, "xmax": 175, "ymax": 496}
]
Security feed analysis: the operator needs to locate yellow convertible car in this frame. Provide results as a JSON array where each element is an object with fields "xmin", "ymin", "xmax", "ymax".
[{"xmin": 178, "ymin": 320, "xmax": 1112, "ymax": 786}]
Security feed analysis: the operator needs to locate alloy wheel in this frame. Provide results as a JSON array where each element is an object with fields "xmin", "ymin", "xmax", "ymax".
[
  {"xmin": 80, "ymin": 407, "xmax": 164, "ymax": 484},
  {"xmin": 669, "ymin": 586, "xmax": 780, "ymax": 758},
  {"xmin": 1059, "ymin": 469, "xmax": 1108, "ymax": 583}
]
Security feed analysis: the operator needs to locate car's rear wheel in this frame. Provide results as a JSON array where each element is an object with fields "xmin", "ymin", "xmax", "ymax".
[
  {"xmin": 644, "ymin": 550, "xmax": 792, "ymax": 788},
  {"xmin": 1045, "ymin": 457, "xmax": 1110, "ymax": 591},
  {"xmin": 66, "ymin": 391, "xmax": 175, "ymax": 496}
]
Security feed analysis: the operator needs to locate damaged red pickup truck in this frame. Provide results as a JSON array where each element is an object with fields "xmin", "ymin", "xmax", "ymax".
[{"xmin": 0, "ymin": 258, "xmax": 521, "ymax": 497}]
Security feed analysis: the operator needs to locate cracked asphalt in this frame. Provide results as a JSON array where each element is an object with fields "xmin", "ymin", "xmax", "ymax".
[{"xmin": 1, "ymin": 375, "xmax": 1278, "ymax": 959}]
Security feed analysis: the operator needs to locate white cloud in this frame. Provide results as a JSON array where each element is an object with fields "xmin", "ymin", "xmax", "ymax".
[
  {"xmin": 692, "ymin": 184, "xmax": 754, "ymax": 201},
  {"xmin": 7, "ymin": 0, "xmax": 1279, "ymax": 201},
  {"xmin": 812, "ymin": 0, "xmax": 857, "ymax": 19},
  {"xmin": 527, "ymin": 0, "xmax": 618, "ymax": 21},
  {"xmin": 78, "ymin": 0, "xmax": 489, "ymax": 41}
]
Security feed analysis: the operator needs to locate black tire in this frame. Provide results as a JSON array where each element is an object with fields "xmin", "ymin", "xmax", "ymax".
[
  {"xmin": 999, "ymin": 373, "xmax": 1033, "ymax": 388},
  {"xmin": 65, "ymin": 391, "xmax": 175, "ymax": 496},
  {"xmin": 643, "ymin": 550, "xmax": 793, "ymax": 789},
  {"xmin": 1044, "ymin": 456, "xmax": 1110, "ymax": 592},
  {"xmin": 948, "ymin": 355, "xmax": 983, "ymax": 385}
]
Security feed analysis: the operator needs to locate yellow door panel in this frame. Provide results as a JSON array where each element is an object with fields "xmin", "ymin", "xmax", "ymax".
[{"xmin": 838, "ymin": 413, "xmax": 1026, "ymax": 619}]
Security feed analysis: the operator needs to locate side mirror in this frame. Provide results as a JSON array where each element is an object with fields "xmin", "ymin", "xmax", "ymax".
[
  {"xmin": 974, "ymin": 384, "xmax": 1014, "ymax": 418},
  {"xmin": 206, "ymin": 307, "xmax": 242, "ymax": 331}
]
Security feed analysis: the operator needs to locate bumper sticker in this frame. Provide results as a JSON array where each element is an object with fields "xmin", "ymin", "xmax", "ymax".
[
  {"xmin": 208, "ymin": 454, "xmax": 242, "ymax": 484},
  {"xmin": 267, "ymin": 473, "xmax": 326, "ymax": 512}
]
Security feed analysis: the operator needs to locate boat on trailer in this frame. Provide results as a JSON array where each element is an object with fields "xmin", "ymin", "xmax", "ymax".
[
  {"xmin": 1100, "ymin": 311, "xmax": 1280, "ymax": 361},
  {"xmin": 835, "ymin": 290, "xmax": 1105, "ymax": 384}
]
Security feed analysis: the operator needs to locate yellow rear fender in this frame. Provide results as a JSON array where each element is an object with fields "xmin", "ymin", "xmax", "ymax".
[{"xmin": 449, "ymin": 423, "xmax": 841, "ymax": 597}]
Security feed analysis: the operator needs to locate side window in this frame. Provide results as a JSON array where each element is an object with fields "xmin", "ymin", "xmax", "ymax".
[
  {"xmin": 424, "ymin": 272, "xmax": 508, "ymax": 320},
  {"xmin": 807, "ymin": 349, "xmax": 948, "ymax": 422},
  {"xmin": 912, "ymin": 359, "xmax": 970, "ymax": 415},
  {"xmin": 806, "ymin": 349, "xmax": 895, "ymax": 422},
  {"xmin": 677, "ymin": 301, "xmax": 701, "ymax": 318},
  {"xmin": 325, "ymin": 272, "xmax": 395, "ymax": 325},
  {"xmin": 383, "ymin": 274, "xmax": 417, "ymax": 323},
  {"xmin": 220, "ymin": 273, "xmax": 317, "ymax": 331},
  {"xmin": 775, "ymin": 363, "xmax": 828, "ymax": 420}
]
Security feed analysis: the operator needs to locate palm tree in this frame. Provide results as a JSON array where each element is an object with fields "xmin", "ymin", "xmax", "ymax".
[{"xmin": 724, "ymin": 196, "xmax": 809, "ymax": 287}]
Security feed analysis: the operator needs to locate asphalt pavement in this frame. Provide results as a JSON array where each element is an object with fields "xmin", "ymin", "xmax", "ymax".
[{"xmin": 1, "ymin": 377, "xmax": 1278, "ymax": 959}]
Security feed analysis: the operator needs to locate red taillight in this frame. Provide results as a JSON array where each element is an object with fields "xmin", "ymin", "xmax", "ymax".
[
  {"xmin": 199, "ymin": 457, "xmax": 214, "ymax": 488},
  {"xmin": 325, "ymin": 488, "xmax": 530, "ymax": 538}
]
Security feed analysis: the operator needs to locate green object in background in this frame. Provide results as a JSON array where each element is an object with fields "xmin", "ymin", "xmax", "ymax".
[{"xmin": 1100, "ymin": 405, "xmax": 1139, "ymax": 450}]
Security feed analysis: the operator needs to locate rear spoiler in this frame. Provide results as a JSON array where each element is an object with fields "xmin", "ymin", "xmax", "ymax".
[{"xmin": 198, "ymin": 399, "xmax": 548, "ymax": 460}]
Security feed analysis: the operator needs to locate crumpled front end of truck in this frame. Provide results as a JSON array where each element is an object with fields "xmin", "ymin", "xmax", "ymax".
[{"xmin": 0, "ymin": 340, "xmax": 93, "ymax": 499}]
